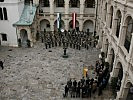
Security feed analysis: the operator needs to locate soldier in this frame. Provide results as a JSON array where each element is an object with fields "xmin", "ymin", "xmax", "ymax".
[
  {"xmin": 64, "ymin": 85, "xmax": 69, "ymax": 97},
  {"xmin": 45, "ymin": 43, "xmax": 48, "ymax": 49},
  {"xmin": 0, "ymin": 60, "xmax": 4, "ymax": 70}
]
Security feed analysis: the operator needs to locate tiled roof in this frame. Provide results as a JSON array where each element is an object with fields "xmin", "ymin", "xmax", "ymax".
[{"xmin": 13, "ymin": 4, "xmax": 37, "ymax": 26}]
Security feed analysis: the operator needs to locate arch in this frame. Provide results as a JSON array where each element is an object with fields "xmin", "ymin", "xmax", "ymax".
[
  {"xmin": 123, "ymin": 16, "xmax": 133, "ymax": 52},
  {"xmin": 113, "ymin": 62, "xmax": 123, "ymax": 91},
  {"xmin": 20, "ymin": 29, "xmax": 28, "ymax": 47},
  {"xmin": 115, "ymin": 10, "xmax": 122, "ymax": 37},
  {"xmin": 54, "ymin": 20, "xmax": 65, "ymax": 31},
  {"xmin": 117, "ymin": 62, "xmax": 123, "ymax": 81},
  {"xmin": 54, "ymin": 0, "xmax": 64, "ymax": 7},
  {"xmin": 85, "ymin": 0, "xmax": 95, "ymax": 8},
  {"xmin": 40, "ymin": 0, "xmax": 50, "ymax": 7},
  {"xmin": 69, "ymin": 0, "xmax": 80, "ymax": 8},
  {"xmin": 125, "ymin": 82, "xmax": 133, "ymax": 100},
  {"xmin": 69, "ymin": 20, "xmax": 79, "ymax": 31},
  {"xmin": 83, "ymin": 20, "xmax": 94, "ymax": 33},
  {"xmin": 3, "ymin": 7, "xmax": 8, "ymax": 20},
  {"xmin": 40, "ymin": 19, "xmax": 50, "ymax": 32}
]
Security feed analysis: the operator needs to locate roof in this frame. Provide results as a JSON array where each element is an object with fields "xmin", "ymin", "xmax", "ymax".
[{"xmin": 13, "ymin": 4, "xmax": 37, "ymax": 26}]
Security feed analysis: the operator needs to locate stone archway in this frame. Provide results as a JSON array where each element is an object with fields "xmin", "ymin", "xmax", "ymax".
[
  {"xmin": 83, "ymin": 20, "xmax": 94, "ymax": 33},
  {"xmin": 69, "ymin": 20, "xmax": 79, "ymax": 31},
  {"xmin": 126, "ymin": 82, "xmax": 133, "ymax": 100},
  {"xmin": 54, "ymin": 20, "xmax": 65, "ymax": 32},
  {"xmin": 20, "ymin": 29, "xmax": 28, "ymax": 47},
  {"xmin": 40, "ymin": 19, "xmax": 50, "ymax": 32},
  {"xmin": 116, "ymin": 62, "xmax": 123, "ymax": 91}
]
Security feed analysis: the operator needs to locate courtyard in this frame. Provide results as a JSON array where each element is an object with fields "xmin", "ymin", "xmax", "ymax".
[{"xmin": 0, "ymin": 43, "xmax": 112, "ymax": 100}]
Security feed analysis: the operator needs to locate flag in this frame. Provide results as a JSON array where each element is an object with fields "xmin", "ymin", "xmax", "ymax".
[
  {"xmin": 57, "ymin": 13, "xmax": 61, "ymax": 30},
  {"xmin": 72, "ymin": 12, "xmax": 77, "ymax": 29}
]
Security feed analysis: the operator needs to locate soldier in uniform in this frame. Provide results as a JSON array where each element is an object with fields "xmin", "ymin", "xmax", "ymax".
[{"xmin": 0, "ymin": 60, "xmax": 4, "ymax": 70}]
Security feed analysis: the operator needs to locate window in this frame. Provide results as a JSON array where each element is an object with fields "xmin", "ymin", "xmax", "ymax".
[
  {"xmin": 85, "ymin": 0, "xmax": 95, "ymax": 8},
  {"xmin": 56, "ymin": 0, "xmax": 64, "ymax": 7},
  {"xmin": 124, "ymin": 18, "xmax": 133, "ymax": 52},
  {"xmin": 0, "ymin": 7, "xmax": 3, "ymax": 20},
  {"xmin": 116, "ymin": 11, "xmax": 122, "ymax": 38},
  {"xmin": 0, "ymin": 7, "xmax": 8, "ymax": 20},
  {"xmin": 0, "ymin": 0, "xmax": 4, "ymax": 2},
  {"xmin": 25, "ymin": 0, "xmax": 33, "ymax": 5},
  {"xmin": 1, "ymin": 34, "xmax": 7, "ymax": 41},
  {"xmin": 70, "ymin": 0, "xmax": 79, "ymax": 8},
  {"xmin": 3, "ymin": 7, "xmax": 8, "ymax": 20},
  {"xmin": 40, "ymin": 0, "xmax": 49, "ymax": 7}
]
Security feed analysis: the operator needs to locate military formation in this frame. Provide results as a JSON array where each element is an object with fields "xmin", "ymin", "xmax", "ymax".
[{"xmin": 41, "ymin": 30, "xmax": 98, "ymax": 50}]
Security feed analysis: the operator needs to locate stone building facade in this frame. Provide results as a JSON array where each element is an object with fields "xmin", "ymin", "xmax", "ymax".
[
  {"xmin": 97, "ymin": 0, "xmax": 133, "ymax": 99},
  {"xmin": 38, "ymin": 0, "xmax": 96, "ymax": 33}
]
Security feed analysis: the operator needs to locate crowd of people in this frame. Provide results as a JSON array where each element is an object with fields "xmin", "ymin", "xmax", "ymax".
[
  {"xmin": 41, "ymin": 30, "xmax": 98, "ymax": 50},
  {"xmin": 63, "ymin": 60, "xmax": 110, "ymax": 98}
]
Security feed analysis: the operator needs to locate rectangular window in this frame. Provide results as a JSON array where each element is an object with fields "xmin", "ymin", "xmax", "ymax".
[
  {"xmin": 1, "ymin": 34, "xmax": 7, "ymax": 41},
  {"xmin": 57, "ymin": 0, "xmax": 64, "ymax": 7}
]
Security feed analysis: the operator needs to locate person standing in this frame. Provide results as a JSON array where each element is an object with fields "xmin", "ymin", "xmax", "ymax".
[
  {"xmin": 64, "ymin": 85, "xmax": 69, "ymax": 97},
  {"xmin": 0, "ymin": 60, "xmax": 4, "ymax": 70}
]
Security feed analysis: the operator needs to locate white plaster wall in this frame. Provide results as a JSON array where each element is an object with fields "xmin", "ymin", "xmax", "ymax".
[{"xmin": 0, "ymin": 0, "xmax": 24, "ymax": 46}]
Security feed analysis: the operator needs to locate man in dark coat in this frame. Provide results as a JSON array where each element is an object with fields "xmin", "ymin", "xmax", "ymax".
[
  {"xmin": 64, "ymin": 85, "xmax": 69, "ymax": 97},
  {"xmin": 0, "ymin": 60, "xmax": 4, "ymax": 70}
]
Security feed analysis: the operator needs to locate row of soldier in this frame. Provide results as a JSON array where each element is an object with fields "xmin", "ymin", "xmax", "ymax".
[
  {"xmin": 41, "ymin": 30, "xmax": 98, "ymax": 50},
  {"xmin": 63, "ymin": 60, "xmax": 110, "ymax": 98}
]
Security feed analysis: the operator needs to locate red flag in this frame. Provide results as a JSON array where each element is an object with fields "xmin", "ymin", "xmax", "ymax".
[{"xmin": 72, "ymin": 12, "xmax": 77, "ymax": 29}]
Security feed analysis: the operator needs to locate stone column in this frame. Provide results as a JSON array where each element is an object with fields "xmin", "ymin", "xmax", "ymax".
[
  {"xmin": 79, "ymin": 19, "xmax": 83, "ymax": 31},
  {"xmin": 118, "ymin": 25, "xmax": 127, "ymax": 45},
  {"xmin": 65, "ymin": 0, "xmax": 69, "ymax": 18},
  {"xmin": 65, "ymin": 0, "xmax": 69, "ymax": 31},
  {"xmin": 50, "ymin": 0, "xmax": 54, "ymax": 32},
  {"xmin": 101, "ymin": 32, "xmax": 107, "ymax": 52},
  {"xmin": 79, "ymin": 0, "xmax": 84, "ymax": 31},
  {"xmin": 27, "ymin": 28, "xmax": 33, "ymax": 47},
  {"xmin": 109, "ymin": 54, "xmax": 119, "ymax": 79},
  {"xmin": 65, "ymin": 19, "xmax": 69, "ymax": 31},
  {"xmin": 17, "ymin": 28, "xmax": 21, "ymax": 39},
  {"xmin": 80, "ymin": 0, "xmax": 84, "ymax": 19},
  {"xmin": 106, "ymin": 43, "xmax": 112, "ymax": 63},
  {"xmin": 97, "ymin": 26, "xmax": 103, "ymax": 49},
  {"xmin": 50, "ymin": 20, "xmax": 54, "ymax": 32}
]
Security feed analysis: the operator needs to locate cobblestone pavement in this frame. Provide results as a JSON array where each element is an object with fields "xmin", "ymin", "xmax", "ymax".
[{"xmin": 0, "ymin": 43, "xmax": 113, "ymax": 100}]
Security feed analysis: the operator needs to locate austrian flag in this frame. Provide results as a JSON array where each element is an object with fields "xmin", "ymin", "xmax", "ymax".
[{"xmin": 72, "ymin": 12, "xmax": 77, "ymax": 29}]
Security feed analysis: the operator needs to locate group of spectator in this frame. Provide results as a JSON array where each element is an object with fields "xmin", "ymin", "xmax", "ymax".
[{"xmin": 63, "ymin": 60, "xmax": 110, "ymax": 98}]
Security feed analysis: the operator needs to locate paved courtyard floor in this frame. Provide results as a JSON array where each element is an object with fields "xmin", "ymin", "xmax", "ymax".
[{"xmin": 0, "ymin": 43, "xmax": 113, "ymax": 100}]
